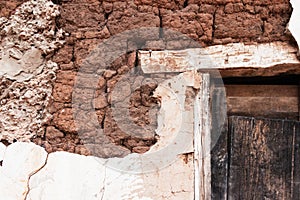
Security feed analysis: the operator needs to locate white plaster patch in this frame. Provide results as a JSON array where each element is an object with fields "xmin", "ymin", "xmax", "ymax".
[
  {"xmin": 0, "ymin": 142, "xmax": 47, "ymax": 200},
  {"xmin": 0, "ymin": 133, "xmax": 195, "ymax": 200},
  {"xmin": 151, "ymin": 71, "xmax": 198, "ymax": 153},
  {"xmin": 21, "ymin": 142, "xmax": 193, "ymax": 200},
  {"xmin": 101, "ymin": 166, "xmax": 146, "ymax": 200},
  {"xmin": 27, "ymin": 152, "xmax": 106, "ymax": 200}
]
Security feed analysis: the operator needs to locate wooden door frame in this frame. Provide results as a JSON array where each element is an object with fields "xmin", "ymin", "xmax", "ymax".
[
  {"xmin": 194, "ymin": 73, "xmax": 212, "ymax": 200},
  {"xmin": 138, "ymin": 41, "xmax": 300, "ymax": 199}
]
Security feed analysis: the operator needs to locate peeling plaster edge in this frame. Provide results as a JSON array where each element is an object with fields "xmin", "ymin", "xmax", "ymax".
[
  {"xmin": 0, "ymin": 143, "xmax": 7, "ymax": 167},
  {"xmin": 194, "ymin": 88, "xmax": 201, "ymax": 200}
]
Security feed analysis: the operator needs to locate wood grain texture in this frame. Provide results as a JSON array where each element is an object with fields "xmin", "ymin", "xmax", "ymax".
[
  {"xmin": 211, "ymin": 83, "xmax": 228, "ymax": 200},
  {"xmin": 194, "ymin": 73, "xmax": 211, "ymax": 200},
  {"xmin": 228, "ymin": 116, "xmax": 295, "ymax": 200},
  {"xmin": 225, "ymin": 85, "xmax": 299, "ymax": 120},
  {"xmin": 139, "ymin": 42, "xmax": 300, "ymax": 76},
  {"xmin": 226, "ymin": 85, "xmax": 298, "ymax": 97},
  {"xmin": 293, "ymin": 121, "xmax": 300, "ymax": 199},
  {"xmin": 298, "ymin": 82, "xmax": 300, "ymax": 121},
  {"xmin": 211, "ymin": 122, "xmax": 228, "ymax": 200},
  {"xmin": 227, "ymin": 97, "xmax": 298, "ymax": 118}
]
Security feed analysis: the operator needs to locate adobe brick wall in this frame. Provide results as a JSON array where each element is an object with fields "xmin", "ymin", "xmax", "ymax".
[
  {"xmin": 0, "ymin": 0, "xmax": 295, "ymax": 157},
  {"xmin": 35, "ymin": 0, "xmax": 295, "ymax": 157},
  {"xmin": 57, "ymin": 0, "xmax": 293, "ymax": 45}
]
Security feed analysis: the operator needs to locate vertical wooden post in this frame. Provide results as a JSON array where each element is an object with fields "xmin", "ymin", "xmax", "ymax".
[
  {"xmin": 298, "ymin": 81, "xmax": 300, "ymax": 121},
  {"xmin": 211, "ymin": 82, "xmax": 228, "ymax": 200},
  {"xmin": 194, "ymin": 73, "xmax": 211, "ymax": 200}
]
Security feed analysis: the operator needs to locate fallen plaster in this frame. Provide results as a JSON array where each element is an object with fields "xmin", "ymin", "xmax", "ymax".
[
  {"xmin": 139, "ymin": 41, "xmax": 300, "ymax": 74},
  {"xmin": 0, "ymin": 0, "xmax": 65, "ymax": 143},
  {"xmin": 289, "ymin": 0, "xmax": 300, "ymax": 57}
]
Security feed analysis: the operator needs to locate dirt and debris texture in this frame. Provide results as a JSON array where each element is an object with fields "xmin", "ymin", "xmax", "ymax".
[{"xmin": 0, "ymin": 0, "xmax": 65, "ymax": 143}]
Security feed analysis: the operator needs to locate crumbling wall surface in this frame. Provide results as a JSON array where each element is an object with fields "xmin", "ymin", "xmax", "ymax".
[
  {"xmin": 0, "ymin": 0, "xmax": 295, "ymax": 157},
  {"xmin": 0, "ymin": 1, "xmax": 296, "ymax": 188},
  {"xmin": 57, "ymin": 0, "xmax": 293, "ymax": 46},
  {"xmin": 31, "ymin": 0, "xmax": 295, "ymax": 157},
  {"xmin": 0, "ymin": 0, "xmax": 65, "ymax": 143},
  {"xmin": 0, "ymin": 0, "xmax": 296, "ymax": 156},
  {"xmin": 0, "ymin": 0, "xmax": 28, "ymax": 18},
  {"xmin": 0, "ymin": 71, "xmax": 198, "ymax": 200},
  {"xmin": 0, "ymin": 0, "xmax": 298, "ymax": 200}
]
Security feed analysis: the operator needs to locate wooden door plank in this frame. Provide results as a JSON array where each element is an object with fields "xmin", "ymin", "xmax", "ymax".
[
  {"xmin": 228, "ymin": 117, "xmax": 294, "ymax": 199},
  {"xmin": 293, "ymin": 122, "xmax": 300, "ymax": 199},
  {"xmin": 211, "ymin": 122, "xmax": 228, "ymax": 200},
  {"xmin": 211, "ymin": 85, "xmax": 228, "ymax": 200}
]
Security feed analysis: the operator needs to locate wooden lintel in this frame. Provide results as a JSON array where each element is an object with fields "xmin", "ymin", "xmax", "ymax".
[{"xmin": 139, "ymin": 42, "xmax": 300, "ymax": 77}]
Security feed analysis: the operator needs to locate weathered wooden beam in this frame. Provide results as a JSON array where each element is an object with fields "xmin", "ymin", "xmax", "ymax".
[
  {"xmin": 226, "ymin": 85, "xmax": 298, "ymax": 97},
  {"xmin": 227, "ymin": 97, "xmax": 298, "ymax": 118},
  {"xmin": 225, "ymin": 85, "xmax": 299, "ymax": 120},
  {"xmin": 139, "ymin": 42, "xmax": 300, "ymax": 76},
  {"xmin": 194, "ymin": 73, "xmax": 211, "ymax": 200}
]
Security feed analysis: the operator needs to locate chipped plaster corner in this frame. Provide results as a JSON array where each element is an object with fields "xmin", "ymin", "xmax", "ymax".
[
  {"xmin": 0, "ymin": 142, "xmax": 6, "ymax": 163},
  {"xmin": 289, "ymin": 0, "xmax": 300, "ymax": 57},
  {"xmin": 0, "ymin": 0, "xmax": 65, "ymax": 143}
]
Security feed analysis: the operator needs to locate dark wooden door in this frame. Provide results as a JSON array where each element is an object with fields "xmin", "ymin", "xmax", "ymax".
[{"xmin": 212, "ymin": 116, "xmax": 300, "ymax": 200}]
